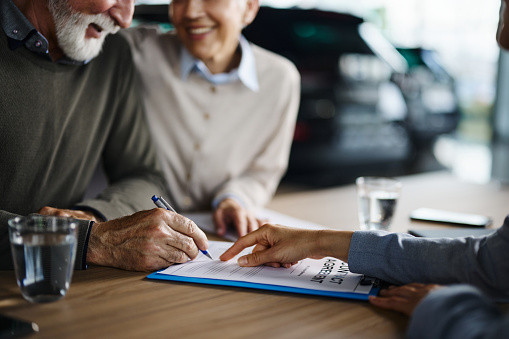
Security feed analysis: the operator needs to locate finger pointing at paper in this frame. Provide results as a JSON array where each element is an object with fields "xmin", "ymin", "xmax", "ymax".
[{"xmin": 219, "ymin": 224, "xmax": 353, "ymax": 268}]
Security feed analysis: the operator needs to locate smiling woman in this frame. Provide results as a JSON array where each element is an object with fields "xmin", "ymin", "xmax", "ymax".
[
  {"xmin": 122, "ymin": 0, "xmax": 300, "ymax": 238},
  {"xmin": 170, "ymin": 0, "xmax": 256, "ymax": 74}
]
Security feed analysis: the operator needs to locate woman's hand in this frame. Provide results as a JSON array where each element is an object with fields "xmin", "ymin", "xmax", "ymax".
[
  {"xmin": 220, "ymin": 224, "xmax": 353, "ymax": 268},
  {"xmin": 369, "ymin": 283, "xmax": 443, "ymax": 316},
  {"xmin": 213, "ymin": 198, "xmax": 261, "ymax": 237}
]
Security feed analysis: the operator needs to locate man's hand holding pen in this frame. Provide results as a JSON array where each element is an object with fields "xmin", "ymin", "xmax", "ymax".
[
  {"xmin": 86, "ymin": 208, "xmax": 209, "ymax": 271},
  {"xmin": 39, "ymin": 205, "xmax": 210, "ymax": 272},
  {"xmin": 152, "ymin": 196, "xmax": 213, "ymax": 259}
]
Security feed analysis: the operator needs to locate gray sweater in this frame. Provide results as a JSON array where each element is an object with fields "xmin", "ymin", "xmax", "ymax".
[{"xmin": 0, "ymin": 30, "xmax": 167, "ymax": 270}]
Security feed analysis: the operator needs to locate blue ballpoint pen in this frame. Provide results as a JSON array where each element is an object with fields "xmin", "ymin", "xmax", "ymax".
[{"xmin": 151, "ymin": 195, "xmax": 213, "ymax": 260}]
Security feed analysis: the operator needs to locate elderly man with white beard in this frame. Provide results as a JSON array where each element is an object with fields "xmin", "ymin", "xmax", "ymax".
[{"xmin": 0, "ymin": 0, "xmax": 210, "ymax": 272}]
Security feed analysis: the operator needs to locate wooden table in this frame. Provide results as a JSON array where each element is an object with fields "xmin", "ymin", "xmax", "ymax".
[
  {"xmin": 269, "ymin": 170, "xmax": 509, "ymax": 233},
  {"xmin": 1, "ymin": 171, "xmax": 508, "ymax": 338}
]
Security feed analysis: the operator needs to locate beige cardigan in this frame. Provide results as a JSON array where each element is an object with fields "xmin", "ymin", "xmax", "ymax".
[{"xmin": 123, "ymin": 27, "xmax": 300, "ymax": 211}]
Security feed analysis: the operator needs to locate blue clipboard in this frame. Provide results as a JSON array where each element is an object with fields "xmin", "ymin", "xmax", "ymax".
[{"xmin": 147, "ymin": 271, "xmax": 379, "ymax": 301}]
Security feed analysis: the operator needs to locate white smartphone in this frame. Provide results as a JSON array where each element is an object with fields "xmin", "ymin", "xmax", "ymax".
[{"xmin": 409, "ymin": 208, "xmax": 492, "ymax": 228}]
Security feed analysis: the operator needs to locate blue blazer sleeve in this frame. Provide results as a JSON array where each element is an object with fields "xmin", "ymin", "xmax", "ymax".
[
  {"xmin": 348, "ymin": 215, "xmax": 509, "ymax": 301},
  {"xmin": 407, "ymin": 285, "xmax": 509, "ymax": 339}
]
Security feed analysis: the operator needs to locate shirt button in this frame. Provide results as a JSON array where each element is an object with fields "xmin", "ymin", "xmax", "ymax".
[
  {"xmin": 211, "ymin": 86, "xmax": 216, "ymax": 93},
  {"xmin": 194, "ymin": 143, "xmax": 200, "ymax": 151},
  {"xmin": 204, "ymin": 113, "xmax": 210, "ymax": 120},
  {"xmin": 12, "ymin": 29, "xmax": 18, "ymax": 34},
  {"xmin": 186, "ymin": 172, "xmax": 192, "ymax": 181},
  {"xmin": 35, "ymin": 40, "xmax": 42, "ymax": 48}
]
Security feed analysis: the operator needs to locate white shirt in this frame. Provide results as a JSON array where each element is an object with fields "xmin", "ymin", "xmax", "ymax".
[{"xmin": 180, "ymin": 35, "xmax": 259, "ymax": 92}]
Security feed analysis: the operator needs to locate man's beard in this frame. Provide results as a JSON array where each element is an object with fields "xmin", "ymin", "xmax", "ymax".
[{"xmin": 48, "ymin": 0, "xmax": 120, "ymax": 61}]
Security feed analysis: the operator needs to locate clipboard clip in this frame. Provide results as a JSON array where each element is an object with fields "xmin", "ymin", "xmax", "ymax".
[
  {"xmin": 360, "ymin": 275, "xmax": 379, "ymax": 287},
  {"xmin": 359, "ymin": 275, "xmax": 372, "ymax": 286}
]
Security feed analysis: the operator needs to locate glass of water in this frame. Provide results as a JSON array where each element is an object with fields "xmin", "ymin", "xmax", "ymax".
[
  {"xmin": 356, "ymin": 177, "xmax": 402, "ymax": 231},
  {"xmin": 8, "ymin": 215, "xmax": 78, "ymax": 303}
]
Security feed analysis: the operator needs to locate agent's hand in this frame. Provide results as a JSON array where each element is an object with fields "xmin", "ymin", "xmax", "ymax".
[
  {"xmin": 86, "ymin": 208, "xmax": 209, "ymax": 272},
  {"xmin": 213, "ymin": 198, "xmax": 261, "ymax": 237},
  {"xmin": 220, "ymin": 224, "xmax": 353, "ymax": 268},
  {"xmin": 38, "ymin": 206, "xmax": 102, "ymax": 222},
  {"xmin": 369, "ymin": 283, "xmax": 443, "ymax": 316}
]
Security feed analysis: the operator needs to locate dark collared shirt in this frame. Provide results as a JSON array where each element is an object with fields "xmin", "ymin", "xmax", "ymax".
[{"xmin": 0, "ymin": 0, "xmax": 86, "ymax": 65}]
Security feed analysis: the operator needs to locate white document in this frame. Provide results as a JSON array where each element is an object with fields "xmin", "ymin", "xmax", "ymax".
[
  {"xmin": 183, "ymin": 208, "xmax": 328, "ymax": 241},
  {"xmin": 157, "ymin": 240, "xmax": 372, "ymax": 295}
]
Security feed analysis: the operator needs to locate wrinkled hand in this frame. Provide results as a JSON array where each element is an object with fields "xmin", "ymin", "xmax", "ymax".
[
  {"xmin": 213, "ymin": 198, "xmax": 261, "ymax": 237},
  {"xmin": 38, "ymin": 206, "xmax": 102, "ymax": 222},
  {"xmin": 87, "ymin": 208, "xmax": 209, "ymax": 272},
  {"xmin": 220, "ymin": 224, "xmax": 352, "ymax": 268},
  {"xmin": 369, "ymin": 283, "xmax": 443, "ymax": 316}
]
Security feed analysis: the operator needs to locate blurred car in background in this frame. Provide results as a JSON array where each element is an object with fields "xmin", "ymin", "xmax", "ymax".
[
  {"xmin": 133, "ymin": 5, "xmax": 460, "ymax": 187},
  {"xmin": 394, "ymin": 47, "xmax": 461, "ymax": 150}
]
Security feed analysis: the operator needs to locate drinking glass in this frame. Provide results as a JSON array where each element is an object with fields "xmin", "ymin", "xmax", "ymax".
[
  {"xmin": 8, "ymin": 215, "xmax": 78, "ymax": 303},
  {"xmin": 356, "ymin": 177, "xmax": 402, "ymax": 231}
]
